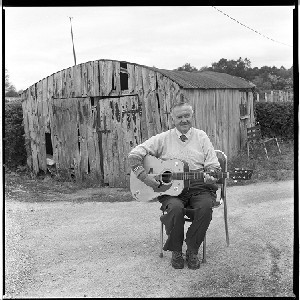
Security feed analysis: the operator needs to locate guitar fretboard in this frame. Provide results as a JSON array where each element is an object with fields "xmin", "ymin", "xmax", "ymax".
[{"xmin": 161, "ymin": 171, "xmax": 228, "ymax": 180}]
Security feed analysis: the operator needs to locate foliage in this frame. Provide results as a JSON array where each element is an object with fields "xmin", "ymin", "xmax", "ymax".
[
  {"xmin": 4, "ymin": 100, "xmax": 27, "ymax": 170},
  {"xmin": 174, "ymin": 63, "xmax": 198, "ymax": 72},
  {"xmin": 5, "ymin": 69, "xmax": 19, "ymax": 97},
  {"xmin": 254, "ymin": 102, "xmax": 294, "ymax": 140}
]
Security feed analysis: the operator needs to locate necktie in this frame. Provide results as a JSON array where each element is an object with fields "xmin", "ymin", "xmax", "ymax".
[{"xmin": 180, "ymin": 134, "xmax": 188, "ymax": 142}]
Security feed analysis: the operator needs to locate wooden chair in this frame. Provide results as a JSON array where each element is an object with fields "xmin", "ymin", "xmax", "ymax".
[
  {"xmin": 246, "ymin": 125, "xmax": 281, "ymax": 160},
  {"xmin": 159, "ymin": 150, "xmax": 229, "ymax": 263}
]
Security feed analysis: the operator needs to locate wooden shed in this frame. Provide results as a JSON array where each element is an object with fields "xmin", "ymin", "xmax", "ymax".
[{"xmin": 20, "ymin": 59, "xmax": 255, "ymax": 187}]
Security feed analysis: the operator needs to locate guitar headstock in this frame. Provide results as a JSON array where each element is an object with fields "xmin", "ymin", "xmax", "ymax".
[{"xmin": 231, "ymin": 168, "xmax": 253, "ymax": 181}]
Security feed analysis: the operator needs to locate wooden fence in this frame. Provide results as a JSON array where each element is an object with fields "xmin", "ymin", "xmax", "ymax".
[{"xmin": 257, "ymin": 90, "xmax": 293, "ymax": 102}]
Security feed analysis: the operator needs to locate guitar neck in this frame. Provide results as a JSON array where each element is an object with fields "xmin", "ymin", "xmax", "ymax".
[{"xmin": 166, "ymin": 171, "xmax": 228, "ymax": 180}]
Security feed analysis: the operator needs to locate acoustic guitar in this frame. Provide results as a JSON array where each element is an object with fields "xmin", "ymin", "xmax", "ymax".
[{"xmin": 130, "ymin": 155, "xmax": 253, "ymax": 202}]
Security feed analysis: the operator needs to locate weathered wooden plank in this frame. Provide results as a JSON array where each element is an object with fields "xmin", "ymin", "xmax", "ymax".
[
  {"xmin": 78, "ymin": 98, "xmax": 89, "ymax": 174},
  {"xmin": 142, "ymin": 67, "xmax": 155, "ymax": 137},
  {"xmin": 99, "ymin": 60, "xmax": 113, "ymax": 96},
  {"xmin": 134, "ymin": 65, "xmax": 148, "ymax": 141},
  {"xmin": 67, "ymin": 98, "xmax": 81, "ymax": 180},
  {"xmin": 232, "ymin": 90, "xmax": 240, "ymax": 155},
  {"xmin": 48, "ymin": 97, "xmax": 58, "ymax": 167},
  {"xmin": 106, "ymin": 98, "xmax": 114, "ymax": 185},
  {"xmin": 86, "ymin": 97, "xmax": 98, "ymax": 176},
  {"xmin": 73, "ymin": 64, "xmax": 82, "ymax": 97},
  {"xmin": 55, "ymin": 99, "xmax": 66, "ymax": 170},
  {"xmin": 110, "ymin": 97, "xmax": 123, "ymax": 186},
  {"xmin": 53, "ymin": 71, "xmax": 63, "ymax": 99},
  {"xmin": 156, "ymin": 72, "xmax": 168, "ymax": 131},
  {"xmin": 95, "ymin": 98, "xmax": 104, "ymax": 184},
  {"xmin": 120, "ymin": 96, "xmax": 133, "ymax": 185},
  {"xmin": 36, "ymin": 80, "xmax": 47, "ymax": 172},
  {"xmin": 28, "ymin": 84, "xmax": 39, "ymax": 174},
  {"xmin": 86, "ymin": 61, "xmax": 94, "ymax": 97},
  {"xmin": 93, "ymin": 60, "xmax": 100, "ymax": 96},
  {"xmin": 61, "ymin": 69, "xmax": 67, "ymax": 99},
  {"xmin": 42, "ymin": 78, "xmax": 50, "ymax": 132},
  {"xmin": 66, "ymin": 67, "xmax": 74, "ymax": 98},
  {"xmin": 163, "ymin": 76, "xmax": 173, "ymax": 129},
  {"xmin": 81, "ymin": 63, "xmax": 88, "ymax": 97},
  {"xmin": 113, "ymin": 61, "xmax": 121, "ymax": 95},
  {"xmin": 98, "ymin": 98, "xmax": 109, "ymax": 184}
]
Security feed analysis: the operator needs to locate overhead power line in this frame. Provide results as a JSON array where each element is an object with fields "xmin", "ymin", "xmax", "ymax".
[{"xmin": 212, "ymin": 6, "xmax": 293, "ymax": 48}]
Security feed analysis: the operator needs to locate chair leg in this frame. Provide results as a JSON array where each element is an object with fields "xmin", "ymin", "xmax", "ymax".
[
  {"xmin": 275, "ymin": 138, "xmax": 282, "ymax": 154},
  {"xmin": 159, "ymin": 221, "xmax": 164, "ymax": 258},
  {"xmin": 247, "ymin": 142, "xmax": 250, "ymax": 158},
  {"xmin": 262, "ymin": 142, "xmax": 269, "ymax": 160},
  {"xmin": 202, "ymin": 235, "xmax": 207, "ymax": 263}
]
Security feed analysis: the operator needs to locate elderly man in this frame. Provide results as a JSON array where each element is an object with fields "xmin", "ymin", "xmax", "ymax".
[{"xmin": 128, "ymin": 99, "xmax": 220, "ymax": 269}]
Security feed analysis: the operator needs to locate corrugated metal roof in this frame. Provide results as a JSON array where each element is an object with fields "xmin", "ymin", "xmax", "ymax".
[{"xmin": 153, "ymin": 69, "xmax": 255, "ymax": 89}]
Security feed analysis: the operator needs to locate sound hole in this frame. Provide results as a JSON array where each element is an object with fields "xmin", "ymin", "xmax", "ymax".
[{"xmin": 161, "ymin": 171, "xmax": 172, "ymax": 183}]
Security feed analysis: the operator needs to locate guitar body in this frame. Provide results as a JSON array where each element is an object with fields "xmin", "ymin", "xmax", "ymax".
[{"xmin": 130, "ymin": 156, "xmax": 188, "ymax": 202}]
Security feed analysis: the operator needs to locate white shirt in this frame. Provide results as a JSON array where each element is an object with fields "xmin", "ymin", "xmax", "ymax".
[{"xmin": 175, "ymin": 128, "xmax": 192, "ymax": 141}]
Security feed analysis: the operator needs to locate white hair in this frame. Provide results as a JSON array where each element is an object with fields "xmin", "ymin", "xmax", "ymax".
[{"xmin": 170, "ymin": 102, "xmax": 193, "ymax": 117}]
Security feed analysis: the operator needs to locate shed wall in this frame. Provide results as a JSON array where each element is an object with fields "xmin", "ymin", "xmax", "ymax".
[{"xmin": 183, "ymin": 89, "xmax": 255, "ymax": 156}]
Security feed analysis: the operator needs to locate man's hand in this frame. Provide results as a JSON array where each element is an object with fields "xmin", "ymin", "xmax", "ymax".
[
  {"xmin": 138, "ymin": 170, "xmax": 160, "ymax": 189},
  {"xmin": 142, "ymin": 174, "xmax": 161, "ymax": 189},
  {"xmin": 203, "ymin": 172, "xmax": 217, "ymax": 184}
]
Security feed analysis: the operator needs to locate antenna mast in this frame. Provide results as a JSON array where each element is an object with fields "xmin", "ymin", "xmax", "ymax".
[{"xmin": 68, "ymin": 17, "xmax": 77, "ymax": 65}]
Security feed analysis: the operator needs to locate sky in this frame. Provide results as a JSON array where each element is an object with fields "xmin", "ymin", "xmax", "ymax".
[{"xmin": 4, "ymin": 6, "xmax": 294, "ymax": 91}]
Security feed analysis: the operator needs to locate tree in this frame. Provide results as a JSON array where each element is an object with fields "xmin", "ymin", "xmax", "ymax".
[
  {"xmin": 5, "ymin": 69, "xmax": 11, "ymax": 92},
  {"xmin": 5, "ymin": 69, "xmax": 19, "ymax": 97},
  {"xmin": 210, "ymin": 57, "xmax": 252, "ymax": 79},
  {"xmin": 175, "ymin": 63, "xmax": 198, "ymax": 72}
]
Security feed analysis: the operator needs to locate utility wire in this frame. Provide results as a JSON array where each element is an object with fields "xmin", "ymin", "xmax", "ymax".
[{"xmin": 212, "ymin": 6, "xmax": 292, "ymax": 48}]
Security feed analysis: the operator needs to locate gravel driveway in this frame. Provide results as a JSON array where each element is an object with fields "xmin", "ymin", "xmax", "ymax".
[{"xmin": 4, "ymin": 180, "xmax": 295, "ymax": 298}]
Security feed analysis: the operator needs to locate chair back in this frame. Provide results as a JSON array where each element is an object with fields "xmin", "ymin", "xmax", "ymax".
[{"xmin": 247, "ymin": 125, "xmax": 262, "ymax": 141}]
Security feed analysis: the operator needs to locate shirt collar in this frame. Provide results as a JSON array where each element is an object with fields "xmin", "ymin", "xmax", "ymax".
[{"xmin": 175, "ymin": 127, "xmax": 192, "ymax": 140}]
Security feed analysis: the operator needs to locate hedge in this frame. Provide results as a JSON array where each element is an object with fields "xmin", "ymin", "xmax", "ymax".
[
  {"xmin": 4, "ymin": 100, "xmax": 27, "ymax": 170},
  {"xmin": 254, "ymin": 102, "xmax": 294, "ymax": 140}
]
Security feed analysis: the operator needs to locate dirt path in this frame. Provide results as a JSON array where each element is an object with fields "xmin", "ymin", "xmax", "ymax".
[{"xmin": 4, "ymin": 180, "xmax": 295, "ymax": 298}]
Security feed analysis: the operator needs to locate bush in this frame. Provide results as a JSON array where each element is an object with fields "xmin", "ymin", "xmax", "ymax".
[
  {"xmin": 254, "ymin": 102, "xmax": 294, "ymax": 140},
  {"xmin": 4, "ymin": 100, "xmax": 27, "ymax": 170}
]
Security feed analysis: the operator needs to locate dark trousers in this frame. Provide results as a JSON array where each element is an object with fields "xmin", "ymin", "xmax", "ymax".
[{"xmin": 159, "ymin": 184, "xmax": 217, "ymax": 253}]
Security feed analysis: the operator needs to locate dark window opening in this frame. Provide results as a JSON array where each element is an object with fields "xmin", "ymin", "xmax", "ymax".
[
  {"xmin": 239, "ymin": 103, "xmax": 248, "ymax": 117},
  {"xmin": 90, "ymin": 97, "xmax": 94, "ymax": 106},
  {"xmin": 120, "ymin": 62, "xmax": 127, "ymax": 69},
  {"xmin": 45, "ymin": 133, "xmax": 53, "ymax": 155},
  {"xmin": 120, "ymin": 72, "xmax": 129, "ymax": 90}
]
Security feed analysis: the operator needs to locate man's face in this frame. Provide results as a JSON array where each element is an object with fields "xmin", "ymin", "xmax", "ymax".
[{"xmin": 171, "ymin": 105, "xmax": 193, "ymax": 134}]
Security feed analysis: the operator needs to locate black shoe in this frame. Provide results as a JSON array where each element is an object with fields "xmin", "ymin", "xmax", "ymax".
[
  {"xmin": 171, "ymin": 251, "xmax": 184, "ymax": 269},
  {"xmin": 186, "ymin": 250, "xmax": 200, "ymax": 269}
]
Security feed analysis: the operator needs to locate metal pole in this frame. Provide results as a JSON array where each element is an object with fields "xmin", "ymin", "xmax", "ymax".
[{"xmin": 68, "ymin": 17, "xmax": 77, "ymax": 65}]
